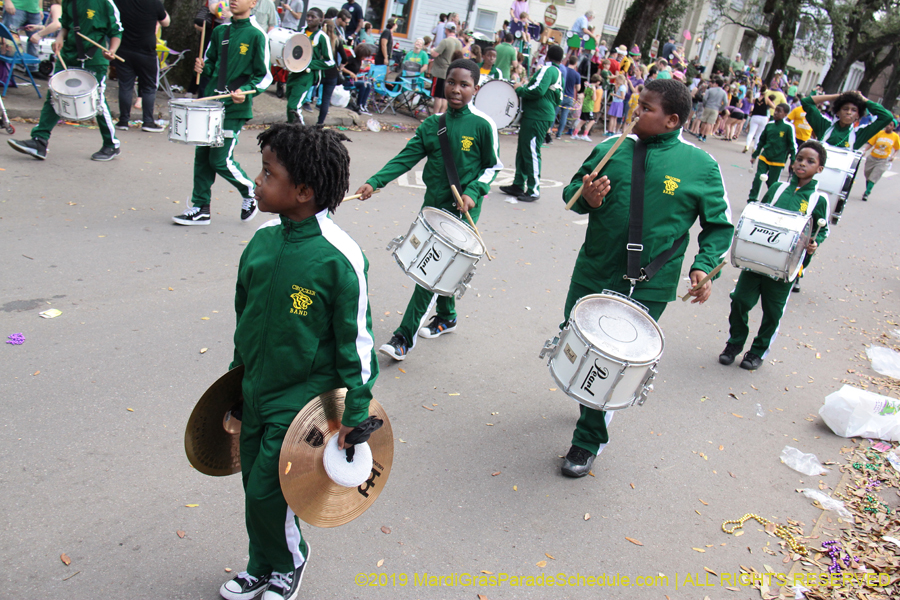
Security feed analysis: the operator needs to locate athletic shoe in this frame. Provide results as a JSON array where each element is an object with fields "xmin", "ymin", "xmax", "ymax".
[
  {"xmin": 220, "ymin": 572, "xmax": 270, "ymax": 600},
  {"xmin": 517, "ymin": 193, "xmax": 539, "ymax": 203},
  {"xmin": 570, "ymin": 134, "xmax": 580, "ymax": 141},
  {"xmin": 419, "ymin": 315, "xmax": 457, "ymax": 338},
  {"xmin": 792, "ymin": 282, "xmax": 801, "ymax": 293},
  {"xmin": 582, "ymin": 135, "xmax": 593, "ymax": 143},
  {"xmin": 263, "ymin": 559, "xmax": 308, "ymax": 600},
  {"xmin": 172, "ymin": 204, "xmax": 211, "ymax": 226},
  {"xmin": 141, "ymin": 122, "xmax": 166, "ymax": 133},
  {"xmin": 544, "ymin": 133, "xmax": 553, "ymax": 144},
  {"xmin": 379, "ymin": 334, "xmax": 410, "ymax": 361},
  {"xmin": 498, "ymin": 184, "xmax": 524, "ymax": 197},
  {"xmin": 718, "ymin": 342, "xmax": 743, "ymax": 366},
  {"xmin": 91, "ymin": 146, "xmax": 120, "ymax": 161},
  {"xmin": 561, "ymin": 445, "xmax": 595, "ymax": 478},
  {"xmin": 739, "ymin": 352, "xmax": 763, "ymax": 371},
  {"xmin": 116, "ymin": 121, "xmax": 130, "ymax": 130},
  {"xmin": 861, "ymin": 194, "xmax": 868, "ymax": 202},
  {"xmin": 241, "ymin": 197, "xmax": 259, "ymax": 222},
  {"xmin": 8, "ymin": 137, "xmax": 47, "ymax": 160},
  {"xmin": 359, "ymin": 106, "xmax": 371, "ymax": 115}
]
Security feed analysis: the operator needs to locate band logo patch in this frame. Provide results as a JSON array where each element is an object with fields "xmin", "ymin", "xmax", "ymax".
[
  {"xmin": 461, "ymin": 136, "xmax": 474, "ymax": 152},
  {"xmin": 580, "ymin": 358, "xmax": 610, "ymax": 396},
  {"xmin": 240, "ymin": 43, "xmax": 250, "ymax": 55},
  {"xmin": 799, "ymin": 201, "xmax": 808, "ymax": 213},
  {"xmin": 779, "ymin": 131, "xmax": 784, "ymax": 137},
  {"xmin": 663, "ymin": 175, "xmax": 680, "ymax": 196},
  {"xmin": 86, "ymin": 9, "xmax": 96, "ymax": 19},
  {"xmin": 291, "ymin": 285, "xmax": 316, "ymax": 316}
]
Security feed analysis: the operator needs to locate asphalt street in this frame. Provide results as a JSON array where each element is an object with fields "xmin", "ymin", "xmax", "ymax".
[{"xmin": 1, "ymin": 123, "xmax": 898, "ymax": 599}]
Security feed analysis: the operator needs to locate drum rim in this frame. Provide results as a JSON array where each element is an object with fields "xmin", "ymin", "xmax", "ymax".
[
  {"xmin": 50, "ymin": 68, "xmax": 99, "ymax": 95},
  {"xmin": 473, "ymin": 80, "xmax": 520, "ymax": 127},
  {"xmin": 169, "ymin": 99, "xmax": 226, "ymax": 110},
  {"xmin": 569, "ymin": 293, "xmax": 665, "ymax": 364},
  {"xmin": 419, "ymin": 207, "xmax": 485, "ymax": 257}
]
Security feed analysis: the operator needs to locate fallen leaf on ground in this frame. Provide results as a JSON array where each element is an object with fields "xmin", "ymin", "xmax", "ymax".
[
  {"xmin": 584, "ymin": 513, "xmax": 590, "ymax": 521},
  {"xmin": 127, "ymin": 408, "xmax": 134, "ymax": 412},
  {"xmin": 513, "ymin": 485, "xmax": 517, "ymax": 491},
  {"xmin": 200, "ymin": 348, "xmax": 208, "ymax": 354},
  {"xmin": 422, "ymin": 405, "xmax": 434, "ymax": 411},
  {"xmin": 545, "ymin": 553, "xmax": 555, "ymax": 560},
  {"xmin": 376, "ymin": 559, "xmax": 384, "ymax": 567},
  {"xmin": 398, "ymin": 368, "xmax": 406, "ymax": 373},
  {"xmin": 625, "ymin": 537, "xmax": 643, "ymax": 546},
  {"xmin": 225, "ymin": 568, "xmax": 232, "ymax": 572},
  {"xmin": 176, "ymin": 530, "xmax": 185, "ymax": 538},
  {"xmin": 732, "ymin": 413, "xmax": 743, "ymax": 418},
  {"xmin": 719, "ymin": 445, "xmax": 724, "ymax": 451},
  {"xmin": 630, "ymin": 483, "xmax": 635, "ymax": 489},
  {"xmin": 481, "ymin": 570, "xmax": 493, "ymax": 574},
  {"xmin": 704, "ymin": 567, "xmax": 717, "ymax": 575},
  {"xmin": 492, "ymin": 471, "xmax": 501, "ymax": 476},
  {"xmin": 33, "ymin": 371, "xmax": 40, "ymax": 376},
  {"xmin": 478, "ymin": 595, "xmax": 489, "ymax": 600},
  {"xmin": 185, "ymin": 504, "xmax": 199, "ymax": 508},
  {"xmin": 381, "ymin": 526, "xmax": 391, "ymax": 534},
  {"xmin": 699, "ymin": 498, "xmax": 708, "ymax": 505},
  {"xmin": 60, "ymin": 553, "xmax": 71, "ymax": 565},
  {"xmin": 536, "ymin": 560, "xmax": 547, "ymax": 567},
  {"xmin": 692, "ymin": 547, "xmax": 706, "ymax": 552}
]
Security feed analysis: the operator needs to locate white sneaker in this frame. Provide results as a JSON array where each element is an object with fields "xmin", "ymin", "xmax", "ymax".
[{"xmin": 582, "ymin": 135, "xmax": 593, "ymax": 143}]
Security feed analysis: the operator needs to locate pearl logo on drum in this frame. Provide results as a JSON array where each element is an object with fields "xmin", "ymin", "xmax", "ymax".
[
  {"xmin": 417, "ymin": 246, "xmax": 442, "ymax": 275},
  {"xmin": 580, "ymin": 358, "xmax": 610, "ymax": 397},
  {"xmin": 749, "ymin": 225, "xmax": 783, "ymax": 244}
]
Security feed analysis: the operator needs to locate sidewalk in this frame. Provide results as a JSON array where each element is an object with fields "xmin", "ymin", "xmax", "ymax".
[{"xmin": 1, "ymin": 76, "xmax": 423, "ymax": 129}]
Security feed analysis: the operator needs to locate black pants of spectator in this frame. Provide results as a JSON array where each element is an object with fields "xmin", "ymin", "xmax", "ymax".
[
  {"xmin": 317, "ymin": 76, "xmax": 338, "ymax": 125},
  {"xmin": 117, "ymin": 48, "xmax": 160, "ymax": 125}
]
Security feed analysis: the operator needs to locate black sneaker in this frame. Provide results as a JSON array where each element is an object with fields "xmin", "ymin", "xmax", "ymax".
[
  {"xmin": 561, "ymin": 445, "xmax": 595, "ymax": 478},
  {"xmin": 263, "ymin": 559, "xmax": 308, "ymax": 600},
  {"xmin": 740, "ymin": 352, "xmax": 763, "ymax": 371},
  {"xmin": 379, "ymin": 333, "xmax": 410, "ymax": 361},
  {"xmin": 219, "ymin": 572, "xmax": 270, "ymax": 600},
  {"xmin": 141, "ymin": 122, "xmax": 166, "ymax": 133},
  {"xmin": 116, "ymin": 121, "xmax": 130, "ymax": 130},
  {"xmin": 719, "ymin": 342, "xmax": 743, "ymax": 366},
  {"xmin": 792, "ymin": 282, "xmax": 801, "ymax": 293},
  {"xmin": 8, "ymin": 137, "xmax": 47, "ymax": 160},
  {"xmin": 544, "ymin": 132, "xmax": 553, "ymax": 145},
  {"xmin": 418, "ymin": 315, "xmax": 457, "ymax": 338},
  {"xmin": 861, "ymin": 194, "xmax": 868, "ymax": 202},
  {"xmin": 241, "ymin": 197, "xmax": 259, "ymax": 222},
  {"xmin": 498, "ymin": 184, "xmax": 524, "ymax": 197},
  {"xmin": 91, "ymin": 146, "xmax": 120, "ymax": 161},
  {"xmin": 173, "ymin": 204, "xmax": 211, "ymax": 226},
  {"xmin": 517, "ymin": 193, "xmax": 539, "ymax": 203}
]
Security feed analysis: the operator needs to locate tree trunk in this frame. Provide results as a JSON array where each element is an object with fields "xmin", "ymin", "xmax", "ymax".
[
  {"xmin": 858, "ymin": 46, "xmax": 899, "ymax": 97},
  {"xmin": 162, "ymin": 0, "xmax": 204, "ymax": 89},
  {"xmin": 821, "ymin": 51, "xmax": 857, "ymax": 93},
  {"xmin": 612, "ymin": 0, "xmax": 677, "ymax": 51},
  {"xmin": 882, "ymin": 65, "xmax": 900, "ymax": 113}
]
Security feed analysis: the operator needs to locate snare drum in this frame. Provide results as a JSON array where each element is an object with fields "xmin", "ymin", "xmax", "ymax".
[
  {"xmin": 269, "ymin": 28, "xmax": 313, "ymax": 72},
  {"xmin": 816, "ymin": 144, "xmax": 862, "ymax": 224},
  {"xmin": 473, "ymin": 80, "xmax": 521, "ymax": 129},
  {"xmin": 49, "ymin": 69, "xmax": 99, "ymax": 121},
  {"xmin": 540, "ymin": 291, "xmax": 664, "ymax": 411},
  {"xmin": 730, "ymin": 202, "xmax": 812, "ymax": 282},
  {"xmin": 386, "ymin": 208, "xmax": 485, "ymax": 299},
  {"xmin": 168, "ymin": 99, "xmax": 225, "ymax": 147}
]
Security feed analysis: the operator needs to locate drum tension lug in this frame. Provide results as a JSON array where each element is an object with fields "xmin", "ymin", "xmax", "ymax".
[
  {"xmin": 386, "ymin": 236, "xmax": 404, "ymax": 251},
  {"xmin": 539, "ymin": 336, "xmax": 559, "ymax": 359}
]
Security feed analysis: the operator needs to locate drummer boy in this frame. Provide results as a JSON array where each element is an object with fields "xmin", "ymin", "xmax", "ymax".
[
  {"xmin": 172, "ymin": 0, "xmax": 272, "ymax": 226},
  {"xmin": 800, "ymin": 90, "xmax": 892, "ymax": 150},
  {"xmin": 285, "ymin": 7, "xmax": 335, "ymax": 124},
  {"xmin": 558, "ymin": 79, "xmax": 733, "ymax": 478},
  {"xmin": 719, "ymin": 140, "xmax": 830, "ymax": 371},
  {"xmin": 354, "ymin": 59, "xmax": 502, "ymax": 361},
  {"xmin": 221, "ymin": 123, "xmax": 378, "ymax": 600},
  {"xmin": 7, "ymin": 0, "xmax": 122, "ymax": 161}
]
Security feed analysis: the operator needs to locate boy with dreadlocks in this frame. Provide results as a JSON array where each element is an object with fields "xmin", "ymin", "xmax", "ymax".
[
  {"xmin": 221, "ymin": 123, "xmax": 378, "ymax": 600},
  {"xmin": 354, "ymin": 59, "xmax": 502, "ymax": 361},
  {"xmin": 800, "ymin": 90, "xmax": 893, "ymax": 150}
]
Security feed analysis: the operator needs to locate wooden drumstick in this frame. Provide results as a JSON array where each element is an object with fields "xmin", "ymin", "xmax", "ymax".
[
  {"xmin": 76, "ymin": 32, "xmax": 125, "ymax": 62},
  {"xmin": 196, "ymin": 89, "xmax": 259, "ymax": 101},
  {"xmin": 196, "ymin": 23, "xmax": 206, "ymax": 85},
  {"xmin": 565, "ymin": 118, "xmax": 638, "ymax": 210},
  {"xmin": 341, "ymin": 189, "xmax": 380, "ymax": 202},
  {"xmin": 55, "ymin": 49, "xmax": 67, "ymax": 71},
  {"xmin": 681, "ymin": 260, "xmax": 726, "ymax": 302},
  {"xmin": 450, "ymin": 185, "xmax": 493, "ymax": 261}
]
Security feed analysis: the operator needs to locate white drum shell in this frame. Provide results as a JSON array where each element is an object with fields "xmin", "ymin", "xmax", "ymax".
[
  {"xmin": 730, "ymin": 202, "xmax": 811, "ymax": 282},
  {"xmin": 388, "ymin": 208, "xmax": 484, "ymax": 297},
  {"xmin": 49, "ymin": 69, "xmax": 99, "ymax": 121},
  {"xmin": 542, "ymin": 293, "xmax": 664, "ymax": 411},
  {"xmin": 816, "ymin": 145, "xmax": 862, "ymax": 217},
  {"xmin": 168, "ymin": 99, "xmax": 225, "ymax": 147},
  {"xmin": 269, "ymin": 28, "xmax": 312, "ymax": 72},
  {"xmin": 473, "ymin": 80, "xmax": 521, "ymax": 129}
]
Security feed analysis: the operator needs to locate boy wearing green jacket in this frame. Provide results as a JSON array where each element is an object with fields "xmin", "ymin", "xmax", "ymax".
[
  {"xmin": 558, "ymin": 79, "xmax": 734, "ymax": 478},
  {"xmin": 173, "ymin": 0, "xmax": 272, "ymax": 226},
  {"xmin": 285, "ymin": 8, "xmax": 335, "ymax": 124},
  {"xmin": 221, "ymin": 123, "xmax": 378, "ymax": 600},
  {"xmin": 800, "ymin": 90, "xmax": 893, "ymax": 150},
  {"xmin": 749, "ymin": 103, "xmax": 796, "ymax": 201},
  {"xmin": 499, "ymin": 44, "xmax": 564, "ymax": 202},
  {"xmin": 720, "ymin": 141, "xmax": 829, "ymax": 371},
  {"xmin": 8, "ymin": 0, "xmax": 123, "ymax": 161},
  {"xmin": 355, "ymin": 60, "xmax": 502, "ymax": 361}
]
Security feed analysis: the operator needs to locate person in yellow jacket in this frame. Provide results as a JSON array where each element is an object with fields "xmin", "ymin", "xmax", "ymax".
[
  {"xmin": 786, "ymin": 105, "xmax": 813, "ymax": 146},
  {"xmin": 861, "ymin": 119, "xmax": 899, "ymax": 201}
]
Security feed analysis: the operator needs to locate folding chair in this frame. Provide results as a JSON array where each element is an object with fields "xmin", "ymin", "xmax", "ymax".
[
  {"xmin": 156, "ymin": 39, "xmax": 189, "ymax": 100},
  {"xmin": 0, "ymin": 23, "xmax": 41, "ymax": 98},
  {"xmin": 369, "ymin": 64, "xmax": 401, "ymax": 114}
]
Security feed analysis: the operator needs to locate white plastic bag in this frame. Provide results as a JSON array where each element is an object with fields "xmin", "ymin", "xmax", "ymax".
[
  {"xmin": 799, "ymin": 488, "xmax": 851, "ymax": 518},
  {"xmin": 867, "ymin": 346, "xmax": 900, "ymax": 379},
  {"xmin": 780, "ymin": 446, "xmax": 827, "ymax": 476},
  {"xmin": 819, "ymin": 385, "xmax": 900, "ymax": 441},
  {"xmin": 330, "ymin": 85, "xmax": 350, "ymax": 108}
]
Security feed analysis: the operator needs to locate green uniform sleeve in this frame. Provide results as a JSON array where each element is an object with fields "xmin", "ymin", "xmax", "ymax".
[
  {"xmin": 366, "ymin": 125, "xmax": 429, "ymax": 189},
  {"xmin": 307, "ymin": 32, "xmax": 336, "ymax": 71},
  {"xmin": 517, "ymin": 65, "xmax": 555, "ymax": 100},
  {"xmin": 202, "ymin": 27, "xmax": 220, "ymax": 79},
  {"xmin": 230, "ymin": 255, "xmax": 248, "ymax": 370},
  {"xmin": 811, "ymin": 193, "xmax": 830, "ymax": 245},
  {"xmin": 561, "ymin": 139, "xmax": 617, "ymax": 214},
  {"xmin": 333, "ymin": 275, "xmax": 378, "ymax": 428},
  {"xmin": 690, "ymin": 162, "xmax": 733, "ymax": 276},
  {"xmin": 853, "ymin": 100, "xmax": 894, "ymax": 150},
  {"xmin": 103, "ymin": 0, "xmax": 123, "ymax": 39},
  {"xmin": 239, "ymin": 29, "xmax": 272, "ymax": 93},
  {"xmin": 800, "ymin": 96, "xmax": 831, "ymax": 140},
  {"xmin": 462, "ymin": 121, "xmax": 502, "ymax": 201},
  {"xmin": 752, "ymin": 125, "xmax": 769, "ymax": 159}
]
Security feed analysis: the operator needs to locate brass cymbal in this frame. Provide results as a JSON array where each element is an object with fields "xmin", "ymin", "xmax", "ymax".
[
  {"xmin": 279, "ymin": 390, "xmax": 393, "ymax": 528},
  {"xmin": 184, "ymin": 366, "xmax": 244, "ymax": 477}
]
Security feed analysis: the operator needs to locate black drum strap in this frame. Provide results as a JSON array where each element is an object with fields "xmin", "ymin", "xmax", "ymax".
[
  {"xmin": 70, "ymin": 0, "xmax": 90, "ymax": 62},
  {"xmin": 438, "ymin": 114, "xmax": 463, "ymax": 200}
]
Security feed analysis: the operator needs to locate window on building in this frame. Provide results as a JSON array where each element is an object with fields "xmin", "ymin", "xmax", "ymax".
[
  {"xmin": 389, "ymin": 0, "xmax": 415, "ymax": 37},
  {"xmin": 475, "ymin": 9, "xmax": 497, "ymax": 37},
  {"xmin": 366, "ymin": 0, "xmax": 387, "ymax": 31}
]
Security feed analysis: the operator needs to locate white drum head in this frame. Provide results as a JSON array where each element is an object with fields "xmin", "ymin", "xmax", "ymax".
[
  {"xmin": 824, "ymin": 145, "xmax": 860, "ymax": 171},
  {"xmin": 50, "ymin": 69, "xmax": 98, "ymax": 96},
  {"xmin": 421, "ymin": 207, "xmax": 484, "ymax": 255},
  {"xmin": 473, "ymin": 80, "xmax": 520, "ymax": 129},
  {"xmin": 572, "ymin": 295, "xmax": 663, "ymax": 363}
]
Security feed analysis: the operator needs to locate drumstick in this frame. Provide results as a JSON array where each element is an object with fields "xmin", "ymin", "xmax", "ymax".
[
  {"xmin": 450, "ymin": 185, "xmax": 493, "ymax": 261},
  {"xmin": 55, "ymin": 49, "xmax": 67, "ymax": 71},
  {"xmin": 681, "ymin": 261, "xmax": 727, "ymax": 302},
  {"xmin": 812, "ymin": 218, "xmax": 826, "ymax": 241},
  {"xmin": 196, "ymin": 89, "xmax": 260, "ymax": 101},
  {"xmin": 341, "ymin": 189, "xmax": 380, "ymax": 202},
  {"xmin": 196, "ymin": 23, "xmax": 206, "ymax": 85},
  {"xmin": 76, "ymin": 32, "xmax": 125, "ymax": 62},
  {"xmin": 564, "ymin": 118, "xmax": 638, "ymax": 211}
]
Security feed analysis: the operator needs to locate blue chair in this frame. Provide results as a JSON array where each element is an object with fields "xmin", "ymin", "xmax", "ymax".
[
  {"xmin": 0, "ymin": 23, "xmax": 42, "ymax": 98},
  {"xmin": 369, "ymin": 64, "xmax": 402, "ymax": 114}
]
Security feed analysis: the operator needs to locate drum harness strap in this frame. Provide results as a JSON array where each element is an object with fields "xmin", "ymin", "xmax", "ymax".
[
  {"xmin": 823, "ymin": 123, "xmax": 856, "ymax": 149},
  {"xmin": 437, "ymin": 114, "xmax": 463, "ymax": 208},
  {"xmin": 216, "ymin": 26, "xmax": 250, "ymax": 95},
  {"xmin": 766, "ymin": 182, "xmax": 823, "ymax": 217},
  {"xmin": 69, "ymin": 0, "xmax": 91, "ymax": 64},
  {"xmin": 625, "ymin": 139, "xmax": 688, "ymax": 297}
]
